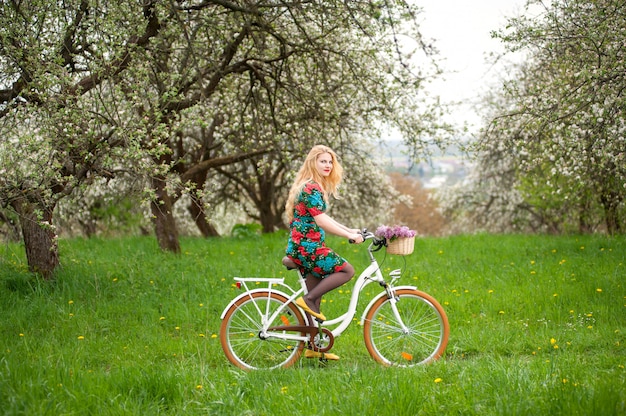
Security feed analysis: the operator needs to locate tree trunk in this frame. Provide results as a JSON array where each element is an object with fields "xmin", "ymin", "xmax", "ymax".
[
  {"xmin": 150, "ymin": 176, "xmax": 181, "ymax": 253},
  {"xmin": 577, "ymin": 195, "xmax": 593, "ymax": 234},
  {"xmin": 600, "ymin": 191, "xmax": 622, "ymax": 235},
  {"xmin": 11, "ymin": 197, "xmax": 59, "ymax": 279},
  {"xmin": 188, "ymin": 192, "xmax": 219, "ymax": 237},
  {"xmin": 257, "ymin": 202, "xmax": 286, "ymax": 233}
]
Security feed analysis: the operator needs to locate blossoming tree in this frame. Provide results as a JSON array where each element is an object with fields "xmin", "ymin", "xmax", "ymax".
[{"xmin": 441, "ymin": 0, "xmax": 625, "ymax": 234}]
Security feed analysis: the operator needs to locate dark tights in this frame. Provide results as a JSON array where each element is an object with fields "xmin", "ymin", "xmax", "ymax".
[{"xmin": 303, "ymin": 262, "xmax": 355, "ymax": 317}]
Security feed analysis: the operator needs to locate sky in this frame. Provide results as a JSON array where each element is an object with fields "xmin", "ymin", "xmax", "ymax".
[{"xmin": 416, "ymin": 0, "xmax": 530, "ymax": 131}]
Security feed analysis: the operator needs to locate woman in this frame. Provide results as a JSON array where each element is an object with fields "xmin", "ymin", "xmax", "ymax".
[{"xmin": 285, "ymin": 145, "xmax": 363, "ymax": 360}]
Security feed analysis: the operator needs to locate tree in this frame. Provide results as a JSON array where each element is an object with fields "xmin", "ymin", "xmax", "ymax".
[
  {"xmin": 0, "ymin": 0, "xmax": 448, "ymax": 276},
  {"xmin": 115, "ymin": 0, "xmax": 446, "ymax": 242},
  {"xmin": 442, "ymin": 0, "xmax": 625, "ymax": 234},
  {"xmin": 0, "ymin": 1, "xmax": 163, "ymax": 277}
]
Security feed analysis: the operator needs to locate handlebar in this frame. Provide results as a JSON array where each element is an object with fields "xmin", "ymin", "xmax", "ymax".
[{"xmin": 349, "ymin": 229, "xmax": 386, "ymax": 251}]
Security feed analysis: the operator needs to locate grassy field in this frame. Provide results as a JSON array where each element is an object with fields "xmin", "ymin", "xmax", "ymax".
[{"xmin": 0, "ymin": 232, "xmax": 624, "ymax": 415}]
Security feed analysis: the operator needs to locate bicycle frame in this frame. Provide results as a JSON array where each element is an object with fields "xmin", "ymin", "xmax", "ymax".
[{"xmin": 220, "ymin": 238, "xmax": 410, "ymax": 342}]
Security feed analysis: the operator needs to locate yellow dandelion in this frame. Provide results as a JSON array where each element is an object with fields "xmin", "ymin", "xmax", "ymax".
[
  {"xmin": 281, "ymin": 386, "xmax": 288, "ymax": 394},
  {"xmin": 159, "ymin": 316, "xmax": 166, "ymax": 321},
  {"xmin": 196, "ymin": 385, "xmax": 203, "ymax": 390},
  {"xmin": 488, "ymin": 290, "xmax": 494, "ymax": 294},
  {"xmin": 530, "ymin": 260, "xmax": 535, "ymax": 265},
  {"xmin": 596, "ymin": 288, "xmax": 602, "ymax": 293},
  {"xmin": 19, "ymin": 333, "xmax": 24, "ymax": 337},
  {"xmin": 175, "ymin": 326, "xmax": 180, "ymax": 330},
  {"xmin": 68, "ymin": 300, "xmax": 74, "ymax": 305},
  {"xmin": 550, "ymin": 338, "xmax": 557, "ymax": 345},
  {"xmin": 199, "ymin": 303, "xmax": 204, "ymax": 307},
  {"xmin": 199, "ymin": 333, "xmax": 205, "ymax": 337},
  {"xmin": 77, "ymin": 336, "xmax": 85, "ymax": 340},
  {"xmin": 434, "ymin": 378, "xmax": 443, "ymax": 383},
  {"xmin": 553, "ymin": 293, "xmax": 559, "ymax": 297},
  {"xmin": 499, "ymin": 310, "xmax": 505, "ymax": 315},
  {"xmin": 211, "ymin": 334, "xmax": 217, "ymax": 339},
  {"xmin": 113, "ymin": 278, "xmax": 118, "ymax": 282}
]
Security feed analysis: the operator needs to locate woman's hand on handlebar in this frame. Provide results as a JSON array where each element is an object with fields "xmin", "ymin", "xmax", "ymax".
[{"xmin": 348, "ymin": 231, "xmax": 364, "ymax": 244}]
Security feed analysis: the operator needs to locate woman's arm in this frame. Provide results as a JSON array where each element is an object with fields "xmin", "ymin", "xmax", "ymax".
[
  {"xmin": 314, "ymin": 213, "xmax": 363, "ymax": 243},
  {"xmin": 327, "ymin": 215, "xmax": 360, "ymax": 234}
]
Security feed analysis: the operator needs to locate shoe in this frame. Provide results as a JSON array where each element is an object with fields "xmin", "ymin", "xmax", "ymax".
[
  {"xmin": 295, "ymin": 297, "xmax": 326, "ymax": 321},
  {"xmin": 305, "ymin": 349, "xmax": 340, "ymax": 361}
]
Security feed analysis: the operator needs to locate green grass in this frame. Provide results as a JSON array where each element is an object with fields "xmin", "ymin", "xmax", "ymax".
[{"xmin": 1, "ymin": 232, "xmax": 624, "ymax": 415}]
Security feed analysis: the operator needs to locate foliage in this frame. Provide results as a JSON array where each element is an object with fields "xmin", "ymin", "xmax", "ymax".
[
  {"xmin": 441, "ymin": 0, "xmax": 626, "ymax": 234},
  {"xmin": 0, "ymin": 233, "xmax": 624, "ymax": 414},
  {"xmin": 0, "ymin": 0, "xmax": 450, "ymax": 274},
  {"xmin": 389, "ymin": 172, "xmax": 447, "ymax": 236},
  {"xmin": 230, "ymin": 223, "xmax": 263, "ymax": 238}
]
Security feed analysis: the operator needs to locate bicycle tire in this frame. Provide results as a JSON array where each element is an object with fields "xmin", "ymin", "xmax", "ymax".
[
  {"xmin": 220, "ymin": 291, "xmax": 306, "ymax": 370},
  {"xmin": 363, "ymin": 288, "xmax": 449, "ymax": 367}
]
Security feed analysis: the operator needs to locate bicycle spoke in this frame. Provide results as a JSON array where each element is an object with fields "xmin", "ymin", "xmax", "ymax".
[
  {"xmin": 221, "ymin": 292, "xmax": 306, "ymax": 370},
  {"xmin": 363, "ymin": 289, "xmax": 449, "ymax": 366}
]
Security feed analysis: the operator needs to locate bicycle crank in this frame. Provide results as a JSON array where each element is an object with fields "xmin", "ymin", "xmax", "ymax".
[{"xmin": 265, "ymin": 325, "xmax": 334, "ymax": 352}]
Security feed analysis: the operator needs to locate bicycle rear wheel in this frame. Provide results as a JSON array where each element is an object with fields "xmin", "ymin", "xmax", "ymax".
[
  {"xmin": 363, "ymin": 288, "xmax": 449, "ymax": 367},
  {"xmin": 220, "ymin": 291, "xmax": 306, "ymax": 370}
]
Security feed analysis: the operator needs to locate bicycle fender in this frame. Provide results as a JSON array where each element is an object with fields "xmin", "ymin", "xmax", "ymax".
[
  {"xmin": 220, "ymin": 288, "xmax": 293, "ymax": 319},
  {"xmin": 359, "ymin": 285, "xmax": 417, "ymax": 325}
]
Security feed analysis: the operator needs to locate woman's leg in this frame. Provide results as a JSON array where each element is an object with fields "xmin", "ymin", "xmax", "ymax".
[{"xmin": 302, "ymin": 262, "xmax": 355, "ymax": 314}]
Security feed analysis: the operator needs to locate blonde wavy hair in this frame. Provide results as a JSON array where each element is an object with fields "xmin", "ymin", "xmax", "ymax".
[{"xmin": 285, "ymin": 145, "xmax": 344, "ymax": 222}]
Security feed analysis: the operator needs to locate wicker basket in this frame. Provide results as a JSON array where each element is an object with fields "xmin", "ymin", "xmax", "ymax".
[{"xmin": 386, "ymin": 236, "xmax": 415, "ymax": 255}]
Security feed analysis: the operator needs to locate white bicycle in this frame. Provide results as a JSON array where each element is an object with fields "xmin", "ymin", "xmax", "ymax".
[{"xmin": 219, "ymin": 230, "xmax": 449, "ymax": 370}]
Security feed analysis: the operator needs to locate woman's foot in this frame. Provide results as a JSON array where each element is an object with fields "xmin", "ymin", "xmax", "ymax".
[
  {"xmin": 296, "ymin": 297, "xmax": 326, "ymax": 321},
  {"xmin": 304, "ymin": 349, "xmax": 340, "ymax": 360}
]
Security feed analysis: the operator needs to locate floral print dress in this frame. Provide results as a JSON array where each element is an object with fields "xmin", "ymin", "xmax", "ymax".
[{"xmin": 286, "ymin": 181, "xmax": 347, "ymax": 279}]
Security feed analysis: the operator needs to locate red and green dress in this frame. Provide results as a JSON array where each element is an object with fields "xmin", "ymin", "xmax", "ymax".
[{"xmin": 285, "ymin": 181, "xmax": 347, "ymax": 279}]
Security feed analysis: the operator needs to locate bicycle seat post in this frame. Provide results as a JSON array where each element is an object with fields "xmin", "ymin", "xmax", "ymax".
[
  {"xmin": 298, "ymin": 270, "xmax": 308, "ymax": 295},
  {"xmin": 282, "ymin": 256, "xmax": 308, "ymax": 294}
]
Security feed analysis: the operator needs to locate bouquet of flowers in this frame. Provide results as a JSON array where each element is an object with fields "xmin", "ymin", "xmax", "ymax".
[{"xmin": 375, "ymin": 225, "xmax": 417, "ymax": 255}]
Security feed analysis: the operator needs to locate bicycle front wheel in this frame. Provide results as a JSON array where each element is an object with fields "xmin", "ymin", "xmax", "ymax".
[
  {"xmin": 363, "ymin": 288, "xmax": 449, "ymax": 367},
  {"xmin": 220, "ymin": 291, "xmax": 306, "ymax": 370}
]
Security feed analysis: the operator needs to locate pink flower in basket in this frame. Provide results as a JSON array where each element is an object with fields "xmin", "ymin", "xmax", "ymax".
[{"xmin": 374, "ymin": 225, "xmax": 417, "ymax": 242}]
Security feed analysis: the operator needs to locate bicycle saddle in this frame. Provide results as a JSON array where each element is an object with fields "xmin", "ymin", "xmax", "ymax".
[{"xmin": 282, "ymin": 256, "xmax": 298, "ymax": 270}]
